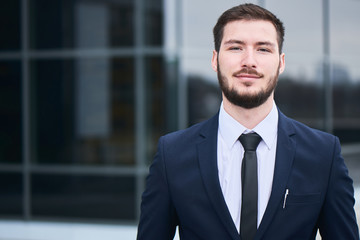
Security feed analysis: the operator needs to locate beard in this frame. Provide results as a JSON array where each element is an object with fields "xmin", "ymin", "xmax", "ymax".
[{"xmin": 217, "ymin": 63, "xmax": 279, "ymax": 109}]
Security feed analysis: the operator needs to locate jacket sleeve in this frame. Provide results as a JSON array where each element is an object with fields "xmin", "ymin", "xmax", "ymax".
[
  {"xmin": 318, "ymin": 136, "xmax": 359, "ymax": 239},
  {"xmin": 137, "ymin": 136, "xmax": 178, "ymax": 240}
]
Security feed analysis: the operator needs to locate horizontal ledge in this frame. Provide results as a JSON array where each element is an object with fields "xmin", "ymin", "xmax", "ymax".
[{"xmin": 0, "ymin": 164, "xmax": 149, "ymax": 176}]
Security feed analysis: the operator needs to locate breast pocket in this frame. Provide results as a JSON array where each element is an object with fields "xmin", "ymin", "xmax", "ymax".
[{"xmin": 285, "ymin": 192, "xmax": 321, "ymax": 206}]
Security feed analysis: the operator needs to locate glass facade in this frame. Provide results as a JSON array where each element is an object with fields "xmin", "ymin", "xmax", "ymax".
[
  {"xmin": 269, "ymin": 0, "xmax": 325, "ymax": 129},
  {"xmin": 0, "ymin": 0, "xmax": 171, "ymax": 222},
  {"xmin": 0, "ymin": 0, "xmax": 359, "ymax": 224},
  {"xmin": 30, "ymin": 57, "xmax": 137, "ymax": 165},
  {"xmin": 31, "ymin": 174, "xmax": 135, "ymax": 220},
  {"xmin": 330, "ymin": 0, "xmax": 360, "ymax": 143}
]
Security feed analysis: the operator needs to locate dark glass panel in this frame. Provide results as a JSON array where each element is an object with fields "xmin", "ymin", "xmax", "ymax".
[
  {"xmin": 0, "ymin": 0, "xmax": 21, "ymax": 51},
  {"xmin": 144, "ymin": 0, "xmax": 163, "ymax": 46},
  {"xmin": 332, "ymin": 68, "xmax": 360, "ymax": 143},
  {"xmin": 31, "ymin": 58, "xmax": 135, "ymax": 165},
  {"xmin": 275, "ymin": 76, "xmax": 324, "ymax": 130},
  {"xmin": 187, "ymin": 75, "xmax": 221, "ymax": 126},
  {"xmin": 144, "ymin": 56, "xmax": 166, "ymax": 159},
  {"xmin": 30, "ymin": 0, "xmax": 134, "ymax": 49},
  {"xmin": 31, "ymin": 174, "xmax": 135, "ymax": 220},
  {"xmin": 0, "ymin": 172, "xmax": 23, "ymax": 216},
  {"xmin": 0, "ymin": 61, "xmax": 22, "ymax": 163},
  {"xmin": 29, "ymin": 0, "xmax": 74, "ymax": 49},
  {"xmin": 109, "ymin": 58, "xmax": 135, "ymax": 165},
  {"xmin": 30, "ymin": 59, "xmax": 75, "ymax": 164},
  {"xmin": 110, "ymin": 0, "xmax": 134, "ymax": 47}
]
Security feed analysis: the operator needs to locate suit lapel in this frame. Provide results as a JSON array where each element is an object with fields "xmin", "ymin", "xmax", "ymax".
[
  {"xmin": 197, "ymin": 114, "xmax": 240, "ymax": 240},
  {"xmin": 255, "ymin": 110, "xmax": 296, "ymax": 239}
]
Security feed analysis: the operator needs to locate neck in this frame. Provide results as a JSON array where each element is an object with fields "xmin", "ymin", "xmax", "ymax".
[{"xmin": 222, "ymin": 93, "xmax": 274, "ymax": 129}]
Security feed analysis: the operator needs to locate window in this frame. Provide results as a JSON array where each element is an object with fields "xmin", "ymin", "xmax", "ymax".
[{"xmin": 0, "ymin": 0, "xmax": 169, "ymax": 223}]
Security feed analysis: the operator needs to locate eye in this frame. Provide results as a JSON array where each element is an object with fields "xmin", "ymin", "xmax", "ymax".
[
  {"xmin": 229, "ymin": 46, "xmax": 242, "ymax": 51},
  {"xmin": 258, "ymin": 48, "xmax": 271, "ymax": 53}
]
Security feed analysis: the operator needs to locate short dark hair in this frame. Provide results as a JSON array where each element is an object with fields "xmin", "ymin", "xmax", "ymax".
[{"xmin": 213, "ymin": 3, "xmax": 285, "ymax": 53}]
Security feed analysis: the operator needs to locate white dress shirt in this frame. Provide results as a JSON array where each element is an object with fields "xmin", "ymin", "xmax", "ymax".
[{"xmin": 217, "ymin": 102, "xmax": 278, "ymax": 232}]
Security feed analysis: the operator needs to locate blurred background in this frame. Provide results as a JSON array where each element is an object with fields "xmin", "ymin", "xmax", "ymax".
[{"xmin": 0, "ymin": 0, "xmax": 359, "ymax": 239}]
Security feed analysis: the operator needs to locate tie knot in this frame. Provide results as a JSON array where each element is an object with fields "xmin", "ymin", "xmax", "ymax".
[{"xmin": 239, "ymin": 132, "xmax": 262, "ymax": 151}]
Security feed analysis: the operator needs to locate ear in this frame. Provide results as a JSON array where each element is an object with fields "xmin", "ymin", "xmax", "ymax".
[
  {"xmin": 211, "ymin": 50, "xmax": 218, "ymax": 72},
  {"xmin": 279, "ymin": 53, "xmax": 285, "ymax": 74}
]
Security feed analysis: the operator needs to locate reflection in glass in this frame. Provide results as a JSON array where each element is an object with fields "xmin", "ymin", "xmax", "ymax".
[
  {"xmin": 0, "ymin": 173, "xmax": 23, "ymax": 216},
  {"xmin": 145, "ymin": 57, "xmax": 166, "ymax": 160},
  {"xmin": 30, "ymin": 0, "xmax": 134, "ymax": 49},
  {"xmin": 0, "ymin": 61, "xmax": 22, "ymax": 163},
  {"xmin": 332, "ymin": 64, "xmax": 360, "ymax": 143},
  {"xmin": 31, "ymin": 174, "xmax": 135, "ymax": 220},
  {"xmin": 0, "ymin": 0, "xmax": 20, "ymax": 51},
  {"xmin": 275, "ymin": 74, "xmax": 324, "ymax": 130},
  {"xmin": 31, "ymin": 58, "xmax": 135, "ymax": 165},
  {"xmin": 110, "ymin": 0, "xmax": 134, "ymax": 47},
  {"xmin": 187, "ymin": 74, "xmax": 221, "ymax": 126},
  {"xmin": 144, "ymin": 0, "xmax": 163, "ymax": 46},
  {"xmin": 330, "ymin": 0, "xmax": 360, "ymax": 143}
]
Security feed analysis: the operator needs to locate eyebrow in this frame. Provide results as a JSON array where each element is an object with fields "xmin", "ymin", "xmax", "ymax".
[
  {"xmin": 223, "ymin": 39, "xmax": 276, "ymax": 48},
  {"xmin": 256, "ymin": 41, "xmax": 276, "ymax": 48},
  {"xmin": 223, "ymin": 39, "xmax": 245, "ymax": 45}
]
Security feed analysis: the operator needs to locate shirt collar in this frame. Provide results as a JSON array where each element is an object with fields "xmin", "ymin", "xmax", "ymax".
[{"xmin": 218, "ymin": 102, "xmax": 278, "ymax": 150}]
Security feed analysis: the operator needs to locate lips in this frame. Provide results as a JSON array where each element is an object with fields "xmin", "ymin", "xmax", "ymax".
[{"xmin": 235, "ymin": 73, "xmax": 260, "ymax": 79}]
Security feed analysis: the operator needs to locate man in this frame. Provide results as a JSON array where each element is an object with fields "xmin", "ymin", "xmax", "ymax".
[{"xmin": 137, "ymin": 3, "xmax": 359, "ymax": 240}]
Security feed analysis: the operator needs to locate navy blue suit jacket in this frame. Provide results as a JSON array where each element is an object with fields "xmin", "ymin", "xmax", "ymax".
[{"xmin": 137, "ymin": 111, "xmax": 359, "ymax": 239}]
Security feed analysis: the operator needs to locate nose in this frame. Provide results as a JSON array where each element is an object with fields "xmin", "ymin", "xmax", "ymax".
[{"xmin": 240, "ymin": 50, "xmax": 257, "ymax": 68}]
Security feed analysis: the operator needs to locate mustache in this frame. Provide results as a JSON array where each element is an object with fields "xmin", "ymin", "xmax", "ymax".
[{"xmin": 233, "ymin": 68, "xmax": 264, "ymax": 78}]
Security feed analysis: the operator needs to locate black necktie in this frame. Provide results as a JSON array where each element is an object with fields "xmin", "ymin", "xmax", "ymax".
[{"xmin": 239, "ymin": 132, "xmax": 262, "ymax": 240}]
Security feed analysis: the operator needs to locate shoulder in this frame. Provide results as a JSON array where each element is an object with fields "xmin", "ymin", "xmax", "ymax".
[
  {"xmin": 161, "ymin": 113, "xmax": 219, "ymax": 145},
  {"xmin": 153, "ymin": 114, "xmax": 218, "ymax": 165}
]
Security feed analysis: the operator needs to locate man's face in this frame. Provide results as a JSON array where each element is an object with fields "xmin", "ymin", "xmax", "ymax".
[{"xmin": 211, "ymin": 20, "xmax": 285, "ymax": 109}]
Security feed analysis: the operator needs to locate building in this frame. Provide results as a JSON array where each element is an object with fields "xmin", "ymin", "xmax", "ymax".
[{"xmin": 0, "ymin": 0, "xmax": 359, "ymax": 238}]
